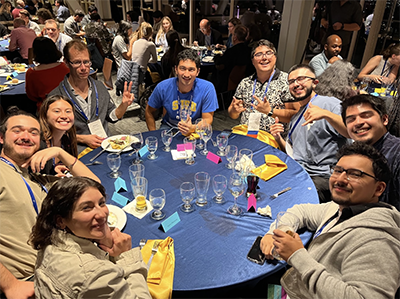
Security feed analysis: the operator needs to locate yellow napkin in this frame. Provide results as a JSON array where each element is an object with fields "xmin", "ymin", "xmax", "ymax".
[
  {"xmin": 231, "ymin": 125, "xmax": 280, "ymax": 149},
  {"xmin": 141, "ymin": 237, "xmax": 175, "ymax": 299},
  {"xmin": 251, "ymin": 154, "xmax": 287, "ymax": 181},
  {"xmin": 188, "ymin": 132, "xmax": 200, "ymax": 140},
  {"xmin": 78, "ymin": 147, "xmax": 93, "ymax": 159}
]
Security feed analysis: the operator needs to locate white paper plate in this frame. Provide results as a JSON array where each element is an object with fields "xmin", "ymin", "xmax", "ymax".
[
  {"xmin": 4, "ymin": 80, "xmax": 25, "ymax": 85},
  {"xmin": 101, "ymin": 135, "xmax": 139, "ymax": 153},
  {"xmin": 107, "ymin": 204, "xmax": 127, "ymax": 230},
  {"xmin": 202, "ymin": 56, "xmax": 214, "ymax": 63}
]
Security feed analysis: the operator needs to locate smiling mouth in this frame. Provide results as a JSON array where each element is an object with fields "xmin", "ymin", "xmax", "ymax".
[{"xmin": 354, "ymin": 127, "xmax": 370, "ymax": 134}]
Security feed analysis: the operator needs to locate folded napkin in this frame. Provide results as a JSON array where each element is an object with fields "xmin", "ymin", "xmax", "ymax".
[
  {"xmin": 188, "ymin": 132, "xmax": 200, "ymax": 140},
  {"xmin": 141, "ymin": 237, "xmax": 175, "ymax": 299},
  {"xmin": 231, "ymin": 125, "xmax": 280, "ymax": 149},
  {"xmin": 78, "ymin": 147, "xmax": 94, "ymax": 159},
  {"xmin": 251, "ymin": 155, "xmax": 287, "ymax": 181},
  {"xmin": 237, "ymin": 154, "xmax": 256, "ymax": 172}
]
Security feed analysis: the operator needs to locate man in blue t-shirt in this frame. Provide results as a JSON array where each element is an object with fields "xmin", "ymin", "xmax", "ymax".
[{"xmin": 146, "ymin": 49, "xmax": 219, "ymax": 135}]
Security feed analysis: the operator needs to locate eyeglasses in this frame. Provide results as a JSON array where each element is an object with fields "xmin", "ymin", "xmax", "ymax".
[
  {"xmin": 68, "ymin": 60, "xmax": 92, "ymax": 68},
  {"xmin": 45, "ymin": 28, "xmax": 57, "ymax": 32},
  {"xmin": 288, "ymin": 76, "xmax": 315, "ymax": 85},
  {"xmin": 330, "ymin": 165, "xmax": 378, "ymax": 181},
  {"xmin": 253, "ymin": 51, "xmax": 275, "ymax": 59}
]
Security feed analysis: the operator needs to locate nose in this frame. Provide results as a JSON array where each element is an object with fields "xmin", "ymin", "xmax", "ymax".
[
  {"xmin": 337, "ymin": 171, "xmax": 350, "ymax": 182},
  {"xmin": 94, "ymin": 206, "xmax": 108, "ymax": 220}
]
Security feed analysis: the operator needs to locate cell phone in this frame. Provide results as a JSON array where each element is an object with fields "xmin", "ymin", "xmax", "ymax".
[
  {"xmin": 247, "ymin": 236, "xmax": 265, "ymax": 265},
  {"xmin": 170, "ymin": 128, "xmax": 180, "ymax": 137},
  {"xmin": 220, "ymin": 129, "xmax": 232, "ymax": 138}
]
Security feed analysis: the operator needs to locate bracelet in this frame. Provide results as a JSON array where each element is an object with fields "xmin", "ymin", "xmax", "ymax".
[{"xmin": 68, "ymin": 157, "xmax": 78, "ymax": 170}]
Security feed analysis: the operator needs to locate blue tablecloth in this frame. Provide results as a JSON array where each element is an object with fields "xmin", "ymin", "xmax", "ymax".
[
  {"xmin": 0, "ymin": 71, "xmax": 26, "ymax": 95},
  {"xmin": 79, "ymin": 131, "xmax": 319, "ymax": 293},
  {"xmin": 0, "ymin": 39, "xmax": 9, "ymax": 54}
]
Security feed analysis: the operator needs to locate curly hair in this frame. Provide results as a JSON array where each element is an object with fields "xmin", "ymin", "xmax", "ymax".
[
  {"xmin": 29, "ymin": 177, "xmax": 106, "ymax": 250},
  {"xmin": 250, "ymin": 39, "xmax": 276, "ymax": 59}
]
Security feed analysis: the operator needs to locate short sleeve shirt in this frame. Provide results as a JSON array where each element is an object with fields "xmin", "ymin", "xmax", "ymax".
[{"xmin": 112, "ymin": 35, "xmax": 128, "ymax": 68}]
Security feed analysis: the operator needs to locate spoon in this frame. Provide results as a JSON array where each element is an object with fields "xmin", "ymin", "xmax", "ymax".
[{"xmin": 128, "ymin": 142, "xmax": 142, "ymax": 157}]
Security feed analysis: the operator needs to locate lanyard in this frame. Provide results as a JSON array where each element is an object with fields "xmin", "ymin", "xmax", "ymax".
[
  {"xmin": 251, "ymin": 69, "xmax": 276, "ymax": 109},
  {"xmin": 288, "ymin": 94, "xmax": 318, "ymax": 144},
  {"xmin": 58, "ymin": 38, "xmax": 62, "ymax": 51},
  {"xmin": 381, "ymin": 59, "xmax": 393, "ymax": 77},
  {"xmin": 62, "ymin": 78, "xmax": 99, "ymax": 121},
  {"xmin": 313, "ymin": 213, "xmax": 338, "ymax": 239},
  {"xmin": 0, "ymin": 157, "xmax": 48, "ymax": 214}
]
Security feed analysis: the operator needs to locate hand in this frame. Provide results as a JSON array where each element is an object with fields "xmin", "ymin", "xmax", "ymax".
[
  {"xmin": 178, "ymin": 116, "xmax": 193, "ymax": 136},
  {"xmin": 321, "ymin": 18, "xmax": 328, "ymax": 29},
  {"xmin": 3, "ymin": 280, "xmax": 34, "ymax": 299},
  {"xmin": 328, "ymin": 56, "xmax": 341, "ymax": 64},
  {"xmin": 332, "ymin": 22, "xmax": 343, "ymax": 31},
  {"xmin": 22, "ymin": 147, "xmax": 63, "ymax": 173},
  {"xmin": 99, "ymin": 228, "xmax": 132, "ymax": 257},
  {"xmin": 302, "ymin": 102, "xmax": 325, "ymax": 126},
  {"xmin": 369, "ymin": 74, "xmax": 383, "ymax": 84},
  {"xmin": 272, "ymin": 229, "xmax": 304, "ymax": 261},
  {"xmin": 193, "ymin": 41, "xmax": 199, "ymax": 46},
  {"xmin": 260, "ymin": 234, "xmax": 275, "ymax": 259},
  {"xmin": 230, "ymin": 97, "xmax": 246, "ymax": 114},
  {"xmin": 251, "ymin": 95, "xmax": 272, "ymax": 115},
  {"xmin": 122, "ymin": 81, "xmax": 134, "ymax": 106},
  {"xmin": 82, "ymin": 134, "xmax": 105, "ymax": 149},
  {"xmin": 270, "ymin": 117, "xmax": 283, "ymax": 141},
  {"xmin": 54, "ymin": 164, "xmax": 69, "ymax": 177},
  {"xmin": 97, "ymin": 224, "xmax": 113, "ymax": 249}
]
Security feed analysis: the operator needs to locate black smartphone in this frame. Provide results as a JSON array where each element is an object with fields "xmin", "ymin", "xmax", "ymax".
[
  {"xmin": 247, "ymin": 236, "xmax": 265, "ymax": 265},
  {"xmin": 220, "ymin": 129, "xmax": 232, "ymax": 138},
  {"xmin": 170, "ymin": 128, "xmax": 180, "ymax": 137}
]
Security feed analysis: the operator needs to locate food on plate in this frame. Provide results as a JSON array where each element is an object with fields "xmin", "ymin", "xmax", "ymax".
[
  {"xmin": 11, "ymin": 78, "xmax": 18, "ymax": 84},
  {"xmin": 108, "ymin": 212, "xmax": 118, "ymax": 227},
  {"xmin": 108, "ymin": 135, "xmax": 130, "ymax": 150},
  {"xmin": 0, "ymin": 84, "xmax": 8, "ymax": 91},
  {"xmin": 213, "ymin": 50, "xmax": 223, "ymax": 55}
]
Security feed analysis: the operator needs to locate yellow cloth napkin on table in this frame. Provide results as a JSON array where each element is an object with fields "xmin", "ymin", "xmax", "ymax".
[
  {"xmin": 141, "ymin": 237, "xmax": 175, "ymax": 299},
  {"xmin": 188, "ymin": 132, "xmax": 200, "ymax": 140},
  {"xmin": 251, "ymin": 154, "xmax": 287, "ymax": 181},
  {"xmin": 77, "ymin": 147, "xmax": 93, "ymax": 159},
  {"xmin": 231, "ymin": 125, "xmax": 280, "ymax": 149}
]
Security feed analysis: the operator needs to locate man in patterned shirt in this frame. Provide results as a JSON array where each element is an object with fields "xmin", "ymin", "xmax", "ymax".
[{"xmin": 228, "ymin": 39, "xmax": 299, "ymax": 136}]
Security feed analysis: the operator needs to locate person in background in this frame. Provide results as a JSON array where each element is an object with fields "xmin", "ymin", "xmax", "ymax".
[
  {"xmin": 63, "ymin": 9, "xmax": 85, "ymax": 38},
  {"xmin": 131, "ymin": 22, "xmax": 157, "ymax": 76},
  {"xmin": 161, "ymin": 30, "xmax": 185, "ymax": 79},
  {"xmin": 84, "ymin": 12, "xmax": 113, "ymax": 57},
  {"xmin": 152, "ymin": 10, "xmax": 163, "ymax": 38},
  {"xmin": 126, "ymin": 10, "xmax": 139, "ymax": 32},
  {"xmin": 36, "ymin": 7, "xmax": 53, "ymax": 24},
  {"xmin": 0, "ymin": 22, "xmax": 7, "ymax": 37},
  {"xmin": 155, "ymin": 16, "xmax": 173, "ymax": 50},
  {"xmin": 25, "ymin": 37, "xmax": 69, "ymax": 111},
  {"xmin": 8, "ymin": 17, "xmax": 36, "ymax": 63},
  {"xmin": 44, "ymin": 19, "xmax": 72, "ymax": 54},
  {"xmin": 357, "ymin": 43, "xmax": 400, "ymax": 85},
  {"xmin": 309, "ymin": 34, "xmax": 342, "ymax": 77},
  {"xmin": 216, "ymin": 17, "xmax": 241, "ymax": 50},
  {"xmin": 80, "ymin": 4, "xmax": 97, "ymax": 28},
  {"xmin": 29, "ymin": 177, "xmax": 151, "ymax": 299},
  {"xmin": 19, "ymin": 9, "xmax": 40, "ymax": 34},
  {"xmin": 25, "ymin": 0, "xmax": 37, "ymax": 16},
  {"xmin": 54, "ymin": 0, "xmax": 69, "ymax": 22},
  {"xmin": 194, "ymin": 19, "xmax": 223, "ymax": 47},
  {"xmin": 11, "ymin": 0, "xmax": 25, "ymax": 19},
  {"xmin": 112, "ymin": 20, "xmax": 135, "ymax": 69},
  {"xmin": 0, "ymin": 1, "xmax": 13, "ymax": 22}
]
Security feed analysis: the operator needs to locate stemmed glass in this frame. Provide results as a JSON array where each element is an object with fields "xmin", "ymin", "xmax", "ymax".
[
  {"xmin": 107, "ymin": 153, "xmax": 121, "ymax": 178},
  {"xmin": 145, "ymin": 136, "xmax": 158, "ymax": 160},
  {"xmin": 161, "ymin": 129, "xmax": 173, "ymax": 152},
  {"xmin": 180, "ymin": 182, "xmax": 195, "ymax": 212},
  {"xmin": 216, "ymin": 133, "xmax": 228, "ymax": 156},
  {"xmin": 198, "ymin": 121, "xmax": 212, "ymax": 155},
  {"xmin": 195, "ymin": 119, "xmax": 204, "ymax": 150},
  {"xmin": 183, "ymin": 137, "xmax": 196, "ymax": 165},
  {"xmin": 194, "ymin": 171, "xmax": 210, "ymax": 207},
  {"xmin": 130, "ymin": 132, "xmax": 144, "ymax": 164},
  {"xmin": 212, "ymin": 174, "xmax": 227, "ymax": 204},
  {"xmin": 149, "ymin": 188, "xmax": 166, "ymax": 220},
  {"xmin": 225, "ymin": 145, "xmax": 238, "ymax": 169},
  {"xmin": 272, "ymin": 211, "xmax": 300, "ymax": 260},
  {"xmin": 227, "ymin": 173, "xmax": 245, "ymax": 216}
]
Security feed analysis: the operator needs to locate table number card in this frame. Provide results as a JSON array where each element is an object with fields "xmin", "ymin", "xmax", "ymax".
[
  {"xmin": 112, "ymin": 192, "xmax": 129, "ymax": 206},
  {"xmin": 247, "ymin": 194, "xmax": 257, "ymax": 212},
  {"xmin": 159, "ymin": 211, "xmax": 181, "ymax": 233},
  {"xmin": 138, "ymin": 146, "xmax": 149, "ymax": 158},
  {"xmin": 176, "ymin": 144, "xmax": 185, "ymax": 151},
  {"xmin": 206, "ymin": 152, "xmax": 222, "ymax": 164},
  {"xmin": 11, "ymin": 71, "xmax": 18, "ymax": 77},
  {"xmin": 114, "ymin": 177, "xmax": 127, "ymax": 193}
]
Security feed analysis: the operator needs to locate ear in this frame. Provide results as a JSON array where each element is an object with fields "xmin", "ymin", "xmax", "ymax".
[
  {"xmin": 56, "ymin": 216, "xmax": 67, "ymax": 229},
  {"xmin": 312, "ymin": 78, "xmax": 319, "ymax": 88},
  {"xmin": 196, "ymin": 67, "xmax": 200, "ymax": 76},
  {"xmin": 174, "ymin": 65, "xmax": 178, "ymax": 76},
  {"xmin": 324, "ymin": 44, "xmax": 328, "ymax": 51},
  {"xmin": 382, "ymin": 114, "xmax": 389, "ymax": 126},
  {"xmin": 0, "ymin": 133, "xmax": 4, "ymax": 145},
  {"xmin": 374, "ymin": 181, "xmax": 386, "ymax": 198}
]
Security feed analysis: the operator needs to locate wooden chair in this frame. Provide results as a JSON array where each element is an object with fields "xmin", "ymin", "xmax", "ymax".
[
  {"xmin": 102, "ymin": 57, "xmax": 113, "ymax": 90},
  {"xmin": 28, "ymin": 48, "xmax": 34, "ymax": 65}
]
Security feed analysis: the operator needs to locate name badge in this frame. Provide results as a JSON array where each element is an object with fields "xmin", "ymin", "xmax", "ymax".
[
  {"xmin": 248, "ymin": 112, "xmax": 261, "ymax": 132},
  {"xmin": 88, "ymin": 119, "xmax": 107, "ymax": 138}
]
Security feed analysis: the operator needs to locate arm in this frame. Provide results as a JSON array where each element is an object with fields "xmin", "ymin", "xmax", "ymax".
[
  {"xmin": 0, "ymin": 263, "xmax": 34, "ymax": 299},
  {"xmin": 386, "ymin": 64, "xmax": 399, "ymax": 84},
  {"xmin": 77, "ymin": 134, "xmax": 105, "ymax": 149},
  {"xmin": 8, "ymin": 32, "xmax": 17, "ymax": 52},
  {"xmin": 148, "ymin": 43, "xmax": 157, "ymax": 64},
  {"xmin": 227, "ymin": 97, "xmax": 246, "ymax": 120},
  {"xmin": 251, "ymin": 95, "xmax": 299, "ymax": 123},
  {"xmin": 122, "ymin": 38, "xmax": 135, "ymax": 60},
  {"xmin": 357, "ymin": 56, "xmax": 381, "ymax": 82},
  {"xmin": 269, "ymin": 117, "xmax": 287, "ymax": 152},
  {"xmin": 332, "ymin": 22, "xmax": 360, "ymax": 31},
  {"xmin": 145, "ymin": 104, "xmax": 158, "ymax": 131},
  {"xmin": 115, "ymin": 82, "xmax": 134, "ymax": 119}
]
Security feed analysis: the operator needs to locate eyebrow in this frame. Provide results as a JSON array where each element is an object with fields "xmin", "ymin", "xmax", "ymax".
[
  {"xmin": 76, "ymin": 197, "xmax": 105, "ymax": 208},
  {"xmin": 10, "ymin": 125, "xmax": 40, "ymax": 132}
]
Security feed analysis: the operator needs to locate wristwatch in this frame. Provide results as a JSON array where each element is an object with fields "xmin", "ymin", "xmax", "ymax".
[{"xmin": 268, "ymin": 107, "xmax": 274, "ymax": 117}]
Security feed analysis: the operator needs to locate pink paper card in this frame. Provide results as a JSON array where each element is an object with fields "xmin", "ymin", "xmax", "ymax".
[
  {"xmin": 247, "ymin": 194, "xmax": 257, "ymax": 212},
  {"xmin": 184, "ymin": 143, "xmax": 192, "ymax": 150},
  {"xmin": 206, "ymin": 152, "xmax": 222, "ymax": 164},
  {"xmin": 177, "ymin": 144, "xmax": 185, "ymax": 151}
]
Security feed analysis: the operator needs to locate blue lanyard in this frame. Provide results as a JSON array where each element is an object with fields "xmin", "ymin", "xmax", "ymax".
[
  {"xmin": 381, "ymin": 59, "xmax": 393, "ymax": 77},
  {"xmin": 313, "ymin": 213, "xmax": 337, "ymax": 239},
  {"xmin": 251, "ymin": 69, "xmax": 276, "ymax": 110},
  {"xmin": 62, "ymin": 78, "xmax": 99, "ymax": 121},
  {"xmin": 58, "ymin": 38, "xmax": 62, "ymax": 51},
  {"xmin": 288, "ymin": 94, "xmax": 318, "ymax": 144},
  {"xmin": 176, "ymin": 79, "xmax": 194, "ymax": 120},
  {"xmin": 0, "ymin": 157, "xmax": 48, "ymax": 214}
]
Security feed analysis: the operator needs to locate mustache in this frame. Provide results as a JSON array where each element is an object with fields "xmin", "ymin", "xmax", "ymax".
[
  {"xmin": 15, "ymin": 140, "xmax": 35, "ymax": 146},
  {"xmin": 333, "ymin": 183, "xmax": 352, "ymax": 192}
]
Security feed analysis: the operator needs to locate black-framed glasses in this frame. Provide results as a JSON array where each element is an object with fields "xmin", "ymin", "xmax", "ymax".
[
  {"xmin": 68, "ymin": 60, "xmax": 92, "ymax": 68},
  {"xmin": 253, "ymin": 51, "xmax": 275, "ymax": 59},
  {"xmin": 330, "ymin": 165, "xmax": 378, "ymax": 181},
  {"xmin": 288, "ymin": 76, "xmax": 315, "ymax": 85}
]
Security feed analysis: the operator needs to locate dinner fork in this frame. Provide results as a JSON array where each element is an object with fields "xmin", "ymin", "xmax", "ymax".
[{"xmin": 147, "ymin": 241, "xmax": 159, "ymax": 269}]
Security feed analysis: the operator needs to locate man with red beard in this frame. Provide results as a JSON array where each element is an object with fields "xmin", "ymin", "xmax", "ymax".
[
  {"xmin": 270, "ymin": 64, "xmax": 350, "ymax": 203},
  {"xmin": 0, "ymin": 111, "xmax": 99, "ymax": 299}
]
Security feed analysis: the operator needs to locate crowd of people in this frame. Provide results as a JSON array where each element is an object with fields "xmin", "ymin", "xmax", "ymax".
[{"xmin": 0, "ymin": 0, "xmax": 400, "ymax": 298}]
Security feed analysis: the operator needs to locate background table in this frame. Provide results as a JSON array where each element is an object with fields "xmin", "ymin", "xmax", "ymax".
[{"xmin": 80, "ymin": 131, "xmax": 319, "ymax": 296}]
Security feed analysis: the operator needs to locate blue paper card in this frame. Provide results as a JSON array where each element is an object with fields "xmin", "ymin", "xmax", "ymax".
[
  {"xmin": 159, "ymin": 212, "xmax": 180, "ymax": 233},
  {"xmin": 114, "ymin": 177, "xmax": 127, "ymax": 193},
  {"xmin": 11, "ymin": 71, "xmax": 18, "ymax": 77},
  {"xmin": 111, "ymin": 192, "xmax": 128, "ymax": 206},
  {"xmin": 138, "ymin": 146, "xmax": 149, "ymax": 158}
]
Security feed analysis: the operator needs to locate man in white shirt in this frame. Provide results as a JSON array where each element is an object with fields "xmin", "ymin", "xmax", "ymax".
[
  {"xmin": 44, "ymin": 19, "xmax": 72, "ymax": 54},
  {"xmin": 19, "ymin": 9, "xmax": 40, "ymax": 35}
]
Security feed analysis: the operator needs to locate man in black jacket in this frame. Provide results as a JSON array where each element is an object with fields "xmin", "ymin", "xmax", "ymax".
[{"xmin": 193, "ymin": 19, "xmax": 223, "ymax": 47}]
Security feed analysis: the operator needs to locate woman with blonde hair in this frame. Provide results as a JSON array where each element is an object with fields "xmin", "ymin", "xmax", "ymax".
[
  {"xmin": 0, "ymin": 1, "xmax": 13, "ymax": 21},
  {"xmin": 131, "ymin": 21, "xmax": 157, "ymax": 73},
  {"xmin": 155, "ymin": 16, "xmax": 173, "ymax": 50}
]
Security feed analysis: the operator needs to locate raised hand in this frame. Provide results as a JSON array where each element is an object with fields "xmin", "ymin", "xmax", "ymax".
[
  {"xmin": 270, "ymin": 116, "xmax": 284, "ymax": 141},
  {"xmin": 251, "ymin": 95, "xmax": 272, "ymax": 115},
  {"xmin": 231, "ymin": 97, "xmax": 246, "ymax": 114}
]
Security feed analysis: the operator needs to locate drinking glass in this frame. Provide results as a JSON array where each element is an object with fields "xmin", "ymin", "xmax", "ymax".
[
  {"xmin": 131, "ymin": 177, "xmax": 148, "ymax": 213},
  {"xmin": 272, "ymin": 211, "xmax": 300, "ymax": 260},
  {"xmin": 200, "ymin": 122, "xmax": 212, "ymax": 156},
  {"xmin": 227, "ymin": 173, "xmax": 245, "ymax": 216},
  {"xmin": 180, "ymin": 182, "xmax": 195, "ymax": 212},
  {"xmin": 149, "ymin": 188, "xmax": 166, "ymax": 220},
  {"xmin": 180, "ymin": 107, "xmax": 191, "ymax": 122},
  {"xmin": 130, "ymin": 132, "xmax": 143, "ymax": 164},
  {"xmin": 161, "ymin": 129, "xmax": 173, "ymax": 152},
  {"xmin": 239, "ymin": 148, "xmax": 253, "ymax": 161},
  {"xmin": 145, "ymin": 136, "xmax": 158, "ymax": 160},
  {"xmin": 239, "ymin": 148, "xmax": 253, "ymax": 178},
  {"xmin": 195, "ymin": 119, "xmax": 204, "ymax": 149},
  {"xmin": 212, "ymin": 174, "xmax": 227, "ymax": 204},
  {"xmin": 194, "ymin": 171, "xmax": 210, "ymax": 206},
  {"xmin": 225, "ymin": 145, "xmax": 238, "ymax": 169},
  {"xmin": 129, "ymin": 164, "xmax": 145, "ymax": 182},
  {"xmin": 216, "ymin": 133, "xmax": 228, "ymax": 156},
  {"xmin": 107, "ymin": 153, "xmax": 121, "ymax": 178},
  {"xmin": 183, "ymin": 137, "xmax": 196, "ymax": 165},
  {"xmin": 360, "ymin": 77, "xmax": 370, "ymax": 92}
]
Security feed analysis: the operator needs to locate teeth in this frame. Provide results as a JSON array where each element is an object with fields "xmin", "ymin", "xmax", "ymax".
[{"xmin": 355, "ymin": 128, "xmax": 368, "ymax": 134}]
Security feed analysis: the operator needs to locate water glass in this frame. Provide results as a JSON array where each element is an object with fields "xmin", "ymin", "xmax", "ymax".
[
  {"xmin": 145, "ymin": 136, "xmax": 158, "ymax": 160},
  {"xmin": 225, "ymin": 145, "xmax": 238, "ymax": 169},
  {"xmin": 131, "ymin": 132, "xmax": 143, "ymax": 164},
  {"xmin": 131, "ymin": 177, "xmax": 148, "ymax": 213},
  {"xmin": 129, "ymin": 164, "xmax": 145, "ymax": 182},
  {"xmin": 183, "ymin": 137, "xmax": 196, "ymax": 165},
  {"xmin": 180, "ymin": 182, "xmax": 195, "ymax": 212},
  {"xmin": 239, "ymin": 148, "xmax": 253, "ymax": 161},
  {"xmin": 272, "ymin": 211, "xmax": 300, "ymax": 260},
  {"xmin": 195, "ymin": 119, "xmax": 204, "ymax": 149},
  {"xmin": 149, "ymin": 188, "xmax": 166, "ymax": 220},
  {"xmin": 200, "ymin": 122, "xmax": 212, "ymax": 156},
  {"xmin": 216, "ymin": 133, "xmax": 228, "ymax": 156},
  {"xmin": 212, "ymin": 174, "xmax": 227, "ymax": 204},
  {"xmin": 161, "ymin": 129, "xmax": 173, "ymax": 152},
  {"xmin": 107, "ymin": 153, "xmax": 121, "ymax": 178},
  {"xmin": 227, "ymin": 173, "xmax": 245, "ymax": 216},
  {"xmin": 194, "ymin": 171, "xmax": 210, "ymax": 207}
]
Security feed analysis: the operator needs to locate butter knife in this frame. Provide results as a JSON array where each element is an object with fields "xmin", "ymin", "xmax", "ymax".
[
  {"xmin": 271, "ymin": 187, "xmax": 291, "ymax": 199},
  {"xmin": 89, "ymin": 143, "xmax": 110, "ymax": 162}
]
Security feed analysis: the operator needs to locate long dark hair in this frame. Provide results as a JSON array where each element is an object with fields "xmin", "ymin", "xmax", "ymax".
[
  {"xmin": 30, "ymin": 177, "xmax": 106, "ymax": 250},
  {"xmin": 117, "ymin": 20, "xmax": 132, "ymax": 44},
  {"xmin": 164, "ymin": 30, "xmax": 185, "ymax": 70},
  {"xmin": 382, "ymin": 43, "xmax": 400, "ymax": 60},
  {"xmin": 33, "ymin": 37, "xmax": 62, "ymax": 64}
]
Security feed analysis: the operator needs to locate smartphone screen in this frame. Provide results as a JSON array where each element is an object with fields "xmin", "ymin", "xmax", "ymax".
[
  {"xmin": 247, "ymin": 236, "xmax": 266, "ymax": 265},
  {"xmin": 220, "ymin": 129, "xmax": 232, "ymax": 138}
]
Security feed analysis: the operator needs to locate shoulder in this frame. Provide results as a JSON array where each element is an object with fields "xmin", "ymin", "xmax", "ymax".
[
  {"xmin": 309, "ymin": 52, "xmax": 325, "ymax": 63},
  {"xmin": 314, "ymin": 95, "xmax": 342, "ymax": 109},
  {"xmin": 154, "ymin": 78, "xmax": 175, "ymax": 91}
]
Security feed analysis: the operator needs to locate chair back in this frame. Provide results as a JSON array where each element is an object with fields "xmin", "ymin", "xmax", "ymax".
[
  {"xmin": 227, "ymin": 64, "xmax": 247, "ymax": 91},
  {"xmin": 28, "ymin": 48, "xmax": 34, "ymax": 65}
]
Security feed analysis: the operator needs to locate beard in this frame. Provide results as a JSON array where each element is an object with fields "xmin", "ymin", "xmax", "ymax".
[
  {"xmin": 290, "ymin": 86, "xmax": 313, "ymax": 102},
  {"xmin": 2, "ymin": 140, "xmax": 37, "ymax": 164}
]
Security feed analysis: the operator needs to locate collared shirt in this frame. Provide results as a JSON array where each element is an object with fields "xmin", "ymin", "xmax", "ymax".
[
  {"xmin": 309, "ymin": 51, "xmax": 343, "ymax": 77},
  {"xmin": 63, "ymin": 16, "xmax": 80, "ymax": 38},
  {"xmin": 9, "ymin": 26, "xmax": 36, "ymax": 59},
  {"xmin": 27, "ymin": 20, "xmax": 41, "ymax": 34}
]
